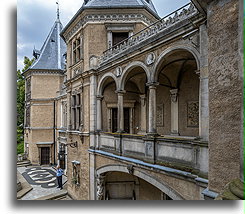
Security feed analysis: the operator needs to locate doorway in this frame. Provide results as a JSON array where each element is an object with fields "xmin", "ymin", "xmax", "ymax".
[
  {"xmin": 41, "ymin": 147, "xmax": 50, "ymax": 165},
  {"xmin": 111, "ymin": 108, "xmax": 130, "ymax": 133}
]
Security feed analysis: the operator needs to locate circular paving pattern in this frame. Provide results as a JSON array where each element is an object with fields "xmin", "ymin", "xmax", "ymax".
[{"xmin": 22, "ymin": 167, "xmax": 58, "ymax": 189}]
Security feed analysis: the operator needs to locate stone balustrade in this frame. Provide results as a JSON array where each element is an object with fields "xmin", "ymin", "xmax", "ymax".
[
  {"xmin": 97, "ymin": 132, "xmax": 208, "ymax": 177},
  {"xmin": 100, "ymin": 3, "xmax": 199, "ymax": 64}
]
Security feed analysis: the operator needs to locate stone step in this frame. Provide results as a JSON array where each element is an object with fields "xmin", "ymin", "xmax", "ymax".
[
  {"xmin": 17, "ymin": 161, "xmax": 31, "ymax": 167},
  {"xmin": 34, "ymin": 190, "xmax": 68, "ymax": 200}
]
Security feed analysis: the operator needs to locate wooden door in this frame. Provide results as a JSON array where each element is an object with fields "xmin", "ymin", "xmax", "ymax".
[{"xmin": 41, "ymin": 147, "xmax": 50, "ymax": 165}]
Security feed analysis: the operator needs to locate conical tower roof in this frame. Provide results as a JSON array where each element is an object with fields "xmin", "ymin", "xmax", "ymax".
[{"xmin": 28, "ymin": 17, "xmax": 66, "ymax": 71}]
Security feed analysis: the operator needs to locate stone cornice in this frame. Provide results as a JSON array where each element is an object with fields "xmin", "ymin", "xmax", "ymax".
[
  {"xmin": 23, "ymin": 69, "xmax": 64, "ymax": 78},
  {"xmin": 62, "ymin": 12, "xmax": 155, "ymax": 42}
]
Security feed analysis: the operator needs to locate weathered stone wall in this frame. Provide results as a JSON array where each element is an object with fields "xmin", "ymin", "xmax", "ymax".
[
  {"xmin": 31, "ymin": 103, "xmax": 54, "ymax": 128},
  {"xmin": 28, "ymin": 129, "xmax": 54, "ymax": 164},
  {"xmin": 31, "ymin": 75, "xmax": 61, "ymax": 99},
  {"xmin": 67, "ymin": 135, "xmax": 90, "ymax": 200},
  {"xmin": 207, "ymin": 0, "xmax": 242, "ymax": 193}
]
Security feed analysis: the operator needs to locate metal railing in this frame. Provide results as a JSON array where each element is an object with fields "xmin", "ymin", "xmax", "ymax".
[{"xmin": 100, "ymin": 3, "xmax": 198, "ymax": 64}]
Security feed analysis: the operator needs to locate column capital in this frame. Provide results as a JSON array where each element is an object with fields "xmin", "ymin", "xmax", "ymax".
[
  {"xmin": 115, "ymin": 90, "xmax": 126, "ymax": 95},
  {"xmin": 194, "ymin": 69, "xmax": 200, "ymax": 76},
  {"xmin": 170, "ymin": 89, "xmax": 178, "ymax": 103},
  {"xmin": 140, "ymin": 94, "xmax": 146, "ymax": 99},
  {"xmin": 96, "ymin": 95, "xmax": 104, "ymax": 100},
  {"xmin": 146, "ymin": 82, "xmax": 159, "ymax": 89}
]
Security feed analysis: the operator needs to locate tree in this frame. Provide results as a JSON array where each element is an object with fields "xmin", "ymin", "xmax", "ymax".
[{"xmin": 17, "ymin": 56, "xmax": 34, "ymax": 150}]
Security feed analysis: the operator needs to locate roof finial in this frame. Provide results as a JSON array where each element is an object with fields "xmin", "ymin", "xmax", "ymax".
[{"xmin": 56, "ymin": 0, "xmax": 60, "ymax": 21}]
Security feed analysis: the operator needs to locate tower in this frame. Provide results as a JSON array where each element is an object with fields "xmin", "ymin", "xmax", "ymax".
[{"xmin": 23, "ymin": 9, "xmax": 66, "ymax": 166}]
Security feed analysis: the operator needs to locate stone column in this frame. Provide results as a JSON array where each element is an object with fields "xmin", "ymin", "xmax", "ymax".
[
  {"xmin": 139, "ymin": 94, "xmax": 147, "ymax": 134},
  {"xmin": 96, "ymin": 95, "xmax": 103, "ymax": 131},
  {"xmin": 170, "ymin": 89, "xmax": 179, "ymax": 136},
  {"xmin": 147, "ymin": 83, "xmax": 158, "ymax": 134},
  {"xmin": 117, "ymin": 90, "xmax": 125, "ymax": 132}
]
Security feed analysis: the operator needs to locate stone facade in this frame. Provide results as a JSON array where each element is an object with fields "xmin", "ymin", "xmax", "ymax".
[
  {"xmin": 207, "ymin": 0, "xmax": 243, "ymax": 193},
  {"xmin": 24, "ymin": 0, "xmax": 243, "ymax": 200}
]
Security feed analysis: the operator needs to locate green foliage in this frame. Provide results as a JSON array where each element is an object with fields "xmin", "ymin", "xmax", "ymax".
[
  {"xmin": 17, "ymin": 56, "xmax": 35, "ymax": 146},
  {"xmin": 17, "ymin": 142, "xmax": 24, "ymax": 154}
]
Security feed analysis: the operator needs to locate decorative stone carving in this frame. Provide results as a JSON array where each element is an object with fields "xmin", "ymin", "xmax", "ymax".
[
  {"xmin": 100, "ymin": 3, "xmax": 199, "ymax": 64},
  {"xmin": 156, "ymin": 104, "xmax": 164, "ymax": 127},
  {"xmin": 170, "ymin": 89, "xmax": 178, "ymax": 103},
  {"xmin": 96, "ymin": 175, "xmax": 105, "ymax": 200},
  {"xmin": 73, "ymin": 68, "xmax": 82, "ymax": 77},
  {"xmin": 115, "ymin": 66, "xmax": 123, "ymax": 77},
  {"xmin": 146, "ymin": 52, "xmax": 156, "ymax": 65},
  {"xmin": 127, "ymin": 165, "xmax": 134, "ymax": 175},
  {"xmin": 187, "ymin": 101, "xmax": 199, "ymax": 127},
  {"xmin": 89, "ymin": 55, "xmax": 99, "ymax": 69}
]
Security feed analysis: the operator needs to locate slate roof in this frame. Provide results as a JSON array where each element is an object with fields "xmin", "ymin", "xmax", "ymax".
[
  {"xmin": 28, "ymin": 18, "xmax": 66, "ymax": 71},
  {"xmin": 82, "ymin": 0, "xmax": 158, "ymax": 16}
]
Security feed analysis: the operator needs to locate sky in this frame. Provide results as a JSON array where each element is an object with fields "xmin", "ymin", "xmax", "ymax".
[{"xmin": 17, "ymin": 0, "xmax": 190, "ymax": 71}]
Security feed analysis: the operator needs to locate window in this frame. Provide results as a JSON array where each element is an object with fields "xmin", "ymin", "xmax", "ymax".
[
  {"xmin": 112, "ymin": 32, "xmax": 129, "ymax": 46},
  {"xmin": 72, "ymin": 37, "xmax": 82, "ymax": 64},
  {"xmin": 71, "ymin": 94, "xmax": 81, "ymax": 130},
  {"xmin": 61, "ymin": 102, "xmax": 67, "ymax": 128},
  {"xmin": 25, "ymin": 105, "xmax": 30, "ymax": 127}
]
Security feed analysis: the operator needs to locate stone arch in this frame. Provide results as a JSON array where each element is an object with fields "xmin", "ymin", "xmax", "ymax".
[
  {"xmin": 96, "ymin": 164, "xmax": 184, "ymax": 200},
  {"xmin": 97, "ymin": 72, "xmax": 119, "ymax": 96},
  {"xmin": 119, "ymin": 61, "xmax": 151, "ymax": 91},
  {"xmin": 152, "ymin": 45, "xmax": 200, "ymax": 82}
]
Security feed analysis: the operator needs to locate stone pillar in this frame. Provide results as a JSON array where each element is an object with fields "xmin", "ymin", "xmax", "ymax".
[
  {"xmin": 199, "ymin": 23, "xmax": 209, "ymax": 142},
  {"xmin": 139, "ymin": 94, "xmax": 147, "ymax": 134},
  {"xmin": 117, "ymin": 90, "xmax": 125, "ymax": 132},
  {"xmin": 147, "ymin": 83, "xmax": 158, "ymax": 134},
  {"xmin": 96, "ymin": 95, "xmax": 103, "ymax": 131},
  {"xmin": 170, "ymin": 89, "xmax": 179, "ymax": 136}
]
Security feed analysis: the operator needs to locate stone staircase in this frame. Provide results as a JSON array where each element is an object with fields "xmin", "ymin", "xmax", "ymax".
[
  {"xmin": 17, "ymin": 160, "xmax": 32, "ymax": 167},
  {"xmin": 34, "ymin": 190, "xmax": 72, "ymax": 200}
]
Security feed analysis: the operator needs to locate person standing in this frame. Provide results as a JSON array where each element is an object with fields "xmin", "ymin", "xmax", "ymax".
[{"xmin": 56, "ymin": 165, "xmax": 63, "ymax": 190}]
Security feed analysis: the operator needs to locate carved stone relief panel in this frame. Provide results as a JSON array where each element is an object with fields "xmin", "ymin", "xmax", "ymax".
[
  {"xmin": 156, "ymin": 104, "xmax": 164, "ymax": 127},
  {"xmin": 145, "ymin": 52, "xmax": 156, "ymax": 66},
  {"xmin": 187, "ymin": 101, "xmax": 199, "ymax": 127}
]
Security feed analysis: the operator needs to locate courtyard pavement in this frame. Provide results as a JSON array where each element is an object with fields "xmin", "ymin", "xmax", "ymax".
[{"xmin": 17, "ymin": 166, "xmax": 68, "ymax": 200}]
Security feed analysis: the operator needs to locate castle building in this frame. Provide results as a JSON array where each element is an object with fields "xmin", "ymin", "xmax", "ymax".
[{"xmin": 23, "ymin": 0, "xmax": 244, "ymax": 200}]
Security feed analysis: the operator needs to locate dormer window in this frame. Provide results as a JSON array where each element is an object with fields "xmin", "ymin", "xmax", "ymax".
[
  {"xmin": 112, "ymin": 32, "xmax": 129, "ymax": 46},
  {"xmin": 106, "ymin": 24, "xmax": 135, "ymax": 49}
]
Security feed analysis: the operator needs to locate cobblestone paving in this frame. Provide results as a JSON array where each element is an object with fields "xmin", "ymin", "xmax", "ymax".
[{"xmin": 17, "ymin": 166, "xmax": 67, "ymax": 200}]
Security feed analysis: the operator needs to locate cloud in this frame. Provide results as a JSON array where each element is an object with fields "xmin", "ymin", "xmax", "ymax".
[{"xmin": 17, "ymin": 0, "xmax": 190, "ymax": 70}]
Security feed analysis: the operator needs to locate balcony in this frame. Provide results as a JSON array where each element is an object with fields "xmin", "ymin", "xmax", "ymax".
[
  {"xmin": 96, "ymin": 132, "xmax": 208, "ymax": 177},
  {"xmin": 99, "ymin": 3, "xmax": 202, "ymax": 66}
]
